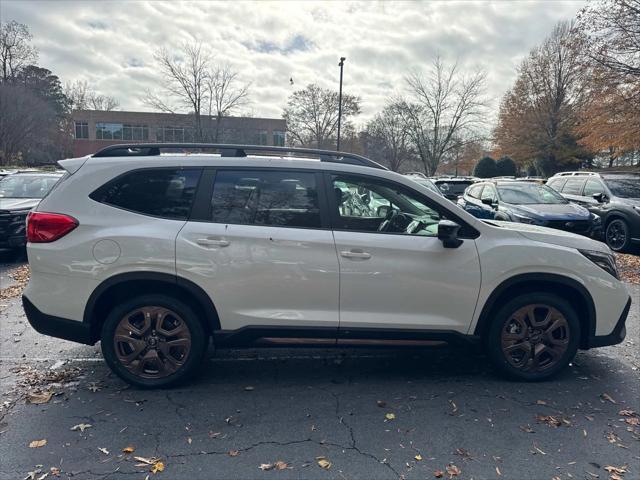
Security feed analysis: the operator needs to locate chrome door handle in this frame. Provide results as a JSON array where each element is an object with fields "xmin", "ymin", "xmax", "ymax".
[
  {"xmin": 196, "ymin": 238, "xmax": 230, "ymax": 247},
  {"xmin": 340, "ymin": 249, "xmax": 371, "ymax": 259}
]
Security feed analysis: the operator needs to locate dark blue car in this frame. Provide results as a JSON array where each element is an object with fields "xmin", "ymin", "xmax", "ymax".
[{"xmin": 458, "ymin": 181, "xmax": 601, "ymax": 237}]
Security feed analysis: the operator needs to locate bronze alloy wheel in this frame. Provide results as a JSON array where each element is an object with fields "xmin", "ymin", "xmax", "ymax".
[
  {"xmin": 500, "ymin": 304, "xmax": 570, "ymax": 372},
  {"xmin": 114, "ymin": 306, "xmax": 192, "ymax": 379}
]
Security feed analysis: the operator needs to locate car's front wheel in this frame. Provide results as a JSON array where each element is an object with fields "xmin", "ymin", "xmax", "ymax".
[
  {"xmin": 605, "ymin": 218, "xmax": 630, "ymax": 252},
  {"xmin": 486, "ymin": 293, "xmax": 580, "ymax": 381},
  {"xmin": 101, "ymin": 294, "xmax": 207, "ymax": 388}
]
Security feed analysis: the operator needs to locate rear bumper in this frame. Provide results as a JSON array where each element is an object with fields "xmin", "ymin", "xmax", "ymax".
[
  {"xmin": 22, "ymin": 295, "xmax": 94, "ymax": 345},
  {"xmin": 588, "ymin": 296, "xmax": 631, "ymax": 348}
]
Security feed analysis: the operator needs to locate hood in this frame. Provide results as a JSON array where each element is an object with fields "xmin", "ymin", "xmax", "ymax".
[
  {"xmin": 0, "ymin": 197, "xmax": 40, "ymax": 211},
  {"xmin": 506, "ymin": 202, "xmax": 590, "ymax": 220},
  {"xmin": 488, "ymin": 221, "xmax": 610, "ymax": 253},
  {"xmin": 612, "ymin": 196, "xmax": 640, "ymax": 207}
]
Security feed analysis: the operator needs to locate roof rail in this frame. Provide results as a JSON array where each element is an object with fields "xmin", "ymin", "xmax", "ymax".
[{"xmin": 92, "ymin": 143, "xmax": 388, "ymax": 170}]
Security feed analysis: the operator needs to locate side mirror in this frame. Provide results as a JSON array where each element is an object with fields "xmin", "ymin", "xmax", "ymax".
[
  {"xmin": 438, "ymin": 220, "xmax": 463, "ymax": 248},
  {"xmin": 481, "ymin": 198, "xmax": 498, "ymax": 209},
  {"xmin": 592, "ymin": 193, "xmax": 607, "ymax": 203}
]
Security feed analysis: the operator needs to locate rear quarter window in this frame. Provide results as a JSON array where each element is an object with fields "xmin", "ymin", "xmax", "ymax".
[{"xmin": 90, "ymin": 168, "xmax": 202, "ymax": 220}]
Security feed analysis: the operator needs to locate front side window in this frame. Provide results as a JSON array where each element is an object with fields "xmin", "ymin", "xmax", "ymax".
[
  {"xmin": 90, "ymin": 168, "xmax": 202, "ymax": 220},
  {"xmin": 583, "ymin": 179, "xmax": 605, "ymax": 197},
  {"xmin": 211, "ymin": 170, "xmax": 321, "ymax": 228},
  {"xmin": 562, "ymin": 178, "xmax": 586, "ymax": 195},
  {"xmin": 332, "ymin": 175, "xmax": 442, "ymax": 236}
]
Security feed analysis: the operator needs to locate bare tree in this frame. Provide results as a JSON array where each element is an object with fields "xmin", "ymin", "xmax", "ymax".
[
  {"xmin": 283, "ymin": 83, "xmax": 361, "ymax": 149},
  {"xmin": 206, "ymin": 65, "xmax": 250, "ymax": 141},
  {"xmin": 399, "ymin": 56, "xmax": 487, "ymax": 175},
  {"xmin": 0, "ymin": 20, "xmax": 37, "ymax": 83},
  {"xmin": 363, "ymin": 102, "xmax": 413, "ymax": 171},
  {"xmin": 65, "ymin": 80, "xmax": 119, "ymax": 111},
  {"xmin": 143, "ymin": 42, "xmax": 249, "ymax": 142}
]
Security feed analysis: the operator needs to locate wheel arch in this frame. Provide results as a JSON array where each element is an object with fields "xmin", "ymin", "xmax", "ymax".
[
  {"xmin": 84, "ymin": 272, "xmax": 221, "ymax": 343},
  {"xmin": 474, "ymin": 273, "xmax": 596, "ymax": 349}
]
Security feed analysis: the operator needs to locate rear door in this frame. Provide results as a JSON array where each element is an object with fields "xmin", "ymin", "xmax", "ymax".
[
  {"xmin": 176, "ymin": 168, "xmax": 339, "ymax": 334},
  {"xmin": 559, "ymin": 177, "xmax": 587, "ymax": 204}
]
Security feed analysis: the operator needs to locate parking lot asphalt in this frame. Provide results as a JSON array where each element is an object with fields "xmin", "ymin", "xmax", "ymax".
[{"xmin": 1, "ymin": 256, "xmax": 639, "ymax": 480}]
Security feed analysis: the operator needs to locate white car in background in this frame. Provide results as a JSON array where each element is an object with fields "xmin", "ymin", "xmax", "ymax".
[{"xmin": 22, "ymin": 143, "xmax": 631, "ymax": 387}]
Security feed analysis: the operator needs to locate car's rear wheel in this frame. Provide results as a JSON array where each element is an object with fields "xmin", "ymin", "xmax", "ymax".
[
  {"xmin": 486, "ymin": 293, "xmax": 580, "ymax": 381},
  {"xmin": 605, "ymin": 218, "xmax": 630, "ymax": 252},
  {"xmin": 101, "ymin": 294, "xmax": 207, "ymax": 388}
]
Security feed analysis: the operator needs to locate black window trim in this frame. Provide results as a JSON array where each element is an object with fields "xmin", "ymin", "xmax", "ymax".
[
  {"xmin": 324, "ymin": 171, "xmax": 480, "ymax": 239},
  {"xmin": 189, "ymin": 166, "xmax": 331, "ymax": 230},
  {"xmin": 89, "ymin": 166, "xmax": 204, "ymax": 221}
]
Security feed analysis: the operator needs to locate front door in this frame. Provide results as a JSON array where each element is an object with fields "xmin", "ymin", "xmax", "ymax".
[
  {"xmin": 328, "ymin": 173, "xmax": 482, "ymax": 335},
  {"xmin": 176, "ymin": 168, "xmax": 339, "ymax": 334}
]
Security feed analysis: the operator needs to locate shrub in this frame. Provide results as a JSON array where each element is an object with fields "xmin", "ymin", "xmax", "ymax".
[
  {"xmin": 496, "ymin": 156, "xmax": 517, "ymax": 177},
  {"xmin": 473, "ymin": 156, "xmax": 498, "ymax": 178}
]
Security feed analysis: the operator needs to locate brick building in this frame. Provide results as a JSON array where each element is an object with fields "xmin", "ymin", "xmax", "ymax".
[{"xmin": 72, "ymin": 110, "xmax": 287, "ymax": 157}]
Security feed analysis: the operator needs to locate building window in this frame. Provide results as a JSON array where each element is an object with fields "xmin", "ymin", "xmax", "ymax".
[
  {"xmin": 122, "ymin": 124, "xmax": 149, "ymax": 141},
  {"xmin": 273, "ymin": 130, "xmax": 285, "ymax": 147},
  {"xmin": 254, "ymin": 130, "xmax": 268, "ymax": 145},
  {"xmin": 74, "ymin": 122, "xmax": 89, "ymax": 139},
  {"xmin": 96, "ymin": 123, "xmax": 124, "ymax": 140},
  {"xmin": 156, "ymin": 126, "xmax": 194, "ymax": 143}
]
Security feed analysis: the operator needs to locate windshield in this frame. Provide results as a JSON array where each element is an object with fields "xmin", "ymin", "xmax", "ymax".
[
  {"xmin": 604, "ymin": 177, "xmax": 640, "ymax": 199},
  {"xmin": 498, "ymin": 183, "xmax": 567, "ymax": 205},
  {"xmin": 0, "ymin": 175, "xmax": 60, "ymax": 199}
]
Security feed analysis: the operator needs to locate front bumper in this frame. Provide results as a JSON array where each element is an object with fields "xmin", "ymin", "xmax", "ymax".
[
  {"xmin": 588, "ymin": 296, "xmax": 631, "ymax": 348},
  {"xmin": 22, "ymin": 295, "xmax": 94, "ymax": 345}
]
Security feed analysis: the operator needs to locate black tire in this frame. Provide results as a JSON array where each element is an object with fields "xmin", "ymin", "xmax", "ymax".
[
  {"xmin": 486, "ymin": 293, "xmax": 580, "ymax": 381},
  {"xmin": 605, "ymin": 218, "xmax": 631, "ymax": 252},
  {"xmin": 101, "ymin": 294, "xmax": 208, "ymax": 388}
]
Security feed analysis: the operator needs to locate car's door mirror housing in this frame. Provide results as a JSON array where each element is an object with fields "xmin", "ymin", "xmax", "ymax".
[
  {"xmin": 437, "ymin": 220, "xmax": 463, "ymax": 248},
  {"xmin": 592, "ymin": 192, "xmax": 607, "ymax": 203},
  {"xmin": 481, "ymin": 198, "xmax": 498, "ymax": 209}
]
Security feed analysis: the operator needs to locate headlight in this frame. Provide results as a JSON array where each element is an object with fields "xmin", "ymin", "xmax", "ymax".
[
  {"xmin": 579, "ymin": 249, "xmax": 619, "ymax": 279},
  {"xmin": 513, "ymin": 213, "xmax": 543, "ymax": 225}
]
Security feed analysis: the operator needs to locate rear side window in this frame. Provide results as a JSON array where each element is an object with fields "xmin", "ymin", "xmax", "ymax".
[
  {"xmin": 562, "ymin": 178, "xmax": 586, "ymax": 195},
  {"xmin": 91, "ymin": 168, "xmax": 202, "ymax": 220},
  {"xmin": 546, "ymin": 177, "xmax": 567, "ymax": 192},
  {"xmin": 211, "ymin": 170, "xmax": 321, "ymax": 228}
]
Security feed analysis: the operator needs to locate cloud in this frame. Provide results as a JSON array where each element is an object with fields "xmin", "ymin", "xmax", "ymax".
[{"xmin": 3, "ymin": 0, "xmax": 584, "ymax": 127}]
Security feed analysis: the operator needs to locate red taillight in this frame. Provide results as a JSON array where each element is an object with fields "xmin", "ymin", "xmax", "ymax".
[{"xmin": 27, "ymin": 212, "xmax": 78, "ymax": 243}]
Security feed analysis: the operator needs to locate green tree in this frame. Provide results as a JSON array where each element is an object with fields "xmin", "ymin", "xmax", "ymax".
[
  {"xmin": 496, "ymin": 156, "xmax": 517, "ymax": 177},
  {"xmin": 473, "ymin": 156, "xmax": 498, "ymax": 178}
]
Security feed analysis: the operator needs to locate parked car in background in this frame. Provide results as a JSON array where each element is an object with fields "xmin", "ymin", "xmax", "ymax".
[
  {"xmin": 547, "ymin": 171, "xmax": 640, "ymax": 251},
  {"xmin": 23, "ymin": 143, "xmax": 631, "ymax": 388},
  {"xmin": 458, "ymin": 180, "xmax": 601, "ymax": 236},
  {"xmin": 0, "ymin": 172, "xmax": 63, "ymax": 249},
  {"xmin": 404, "ymin": 173, "xmax": 444, "ymax": 197},
  {"xmin": 431, "ymin": 176, "xmax": 478, "ymax": 201}
]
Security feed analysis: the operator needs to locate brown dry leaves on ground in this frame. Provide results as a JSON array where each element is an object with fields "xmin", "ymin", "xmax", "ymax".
[
  {"xmin": 616, "ymin": 253, "xmax": 640, "ymax": 284},
  {"xmin": 0, "ymin": 264, "xmax": 30, "ymax": 300}
]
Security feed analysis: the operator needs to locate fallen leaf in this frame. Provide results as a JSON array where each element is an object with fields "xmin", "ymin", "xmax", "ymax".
[
  {"xmin": 259, "ymin": 463, "xmax": 275, "ymax": 471},
  {"xmin": 601, "ymin": 393, "xmax": 617, "ymax": 404},
  {"xmin": 519, "ymin": 424, "xmax": 535, "ymax": 433},
  {"xmin": 151, "ymin": 462, "xmax": 164, "ymax": 474},
  {"xmin": 604, "ymin": 465, "xmax": 627, "ymax": 475},
  {"xmin": 274, "ymin": 461, "xmax": 290, "ymax": 470},
  {"xmin": 122, "ymin": 446, "xmax": 135, "ymax": 454},
  {"xmin": 434, "ymin": 470, "xmax": 444, "ymax": 478},
  {"xmin": 87, "ymin": 383, "xmax": 101, "ymax": 392},
  {"xmin": 70, "ymin": 423, "xmax": 92, "ymax": 432},
  {"xmin": 536, "ymin": 399, "xmax": 547, "ymax": 405},
  {"xmin": 618, "ymin": 409, "xmax": 636, "ymax": 417},
  {"xmin": 448, "ymin": 400, "xmax": 458, "ymax": 415},
  {"xmin": 625, "ymin": 417, "xmax": 640, "ymax": 426},
  {"xmin": 228, "ymin": 450, "xmax": 240, "ymax": 457},
  {"xmin": 446, "ymin": 463, "xmax": 461, "ymax": 477},
  {"xmin": 134, "ymin": 456, "xmax": 158, "ymax": 465},
  {"xmin": 316, "ymin": 457, "xmax": 331, "ymax": 469},
  {"xmin": 50, "ymin": 467, "xmax": 60, "ymax": 477},
  {"xmin": 496, "ymin": 466, "xmax": 502, "ymax": 476},
  {"xmin": 29, "ymin": 439, "xmax": 47, "ymax": 448},
  {"xmin": 385, "ymin": 413, "xmax": 396, "ymax": 421},
  {"xmin": 376, "ymin": 400, "xmax": 387, "ymax": 408},
  {"xmin": 26, "ymin": 391, "xmax": 53, "ymax": 405},
  {"xmin": 415, "ymin": 454, "xmax": 423, "ymax": 461},
  {"xmin": 187, "ymin": 437, "xmax": 192, "ymax": 444},
  {"xmin": 98, "ymin": 447, "xmax": 109, "ymax": 455}
]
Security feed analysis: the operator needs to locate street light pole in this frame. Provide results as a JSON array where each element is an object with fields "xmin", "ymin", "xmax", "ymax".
[{"xmin": 336, "ymin": 57, "xmax": 346, "ymax": 151}]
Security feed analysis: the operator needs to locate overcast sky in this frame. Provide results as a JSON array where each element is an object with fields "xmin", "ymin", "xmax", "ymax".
[{"xmin": 4, "ymin": 0, "xmax": 584, "ymax": 126}]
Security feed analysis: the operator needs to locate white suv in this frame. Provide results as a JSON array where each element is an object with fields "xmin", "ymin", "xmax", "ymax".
[{"xmin": 23, "ymin": 144, "xmax": 631, "ymax": 387}]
